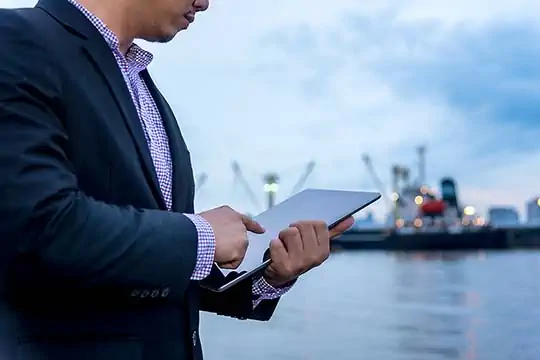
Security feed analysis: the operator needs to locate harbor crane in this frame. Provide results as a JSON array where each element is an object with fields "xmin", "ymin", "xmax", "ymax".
[
  {"xmin": 391, "ymin": 164, "xmax": 411, "ymax": 224},
  {"xmin": 231, "ymin": 160, "xmax": 316, "ymax": 212},
  {"xmin": 194, "ymin": 172, "xmax": 208, "ymax": 196},
  {"xmin": 362, "ymin": 152, "xmax": 420, "ymax": 227},
  {"xmin": 290, "ymin": 161, "xmax": 316, "ymax": 196},
  {"xmin": 231, "ymin": 161, "xmax": 262, "ymax": 210},
  {"xmin": 361, "ymin": 154, "xmax": 392, "ymax": 211}
]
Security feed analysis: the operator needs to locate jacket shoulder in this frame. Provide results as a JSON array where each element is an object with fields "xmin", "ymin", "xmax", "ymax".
[
  {"xmin": 0, "ymin": 7, "xmax": 42, "ymax": 36},
  {"xmin": 0, "ymin": 7, "xmax": 60, "ymax": 73},
  {"xmin": 0, "ymin": 7, "xmax": 63, "ymax": 53},
  {"xmin": 0, "ymin": 7, "xmax": 63, "ymax": 110}
]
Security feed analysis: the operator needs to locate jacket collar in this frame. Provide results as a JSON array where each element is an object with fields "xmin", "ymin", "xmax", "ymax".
[{"xmin": 36, "ymin": 0, "xmax": 103, "ymax": 41}]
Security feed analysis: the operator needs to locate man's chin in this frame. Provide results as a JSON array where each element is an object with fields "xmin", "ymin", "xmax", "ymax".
[
  {"xmin": 143, "ymin": 29, "xmax": 183, "ymax": 44},
  {"xmin": 155, "ymin": 34, "xmax": 177, "ymax": 43}
]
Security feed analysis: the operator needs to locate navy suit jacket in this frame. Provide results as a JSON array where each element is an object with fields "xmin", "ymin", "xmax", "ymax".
[{"xmin": 0, "ymin": 1, "xmax": 280, "ymax": 359}]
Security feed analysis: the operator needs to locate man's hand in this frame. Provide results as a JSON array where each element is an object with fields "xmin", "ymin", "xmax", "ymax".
[
  {"xmin": 263, "ymin": 217, "xmax": 354, "ymax": 287},
  {"xmin": 199, "ymin": 206, "xmax": 265, "ymax": 269}
]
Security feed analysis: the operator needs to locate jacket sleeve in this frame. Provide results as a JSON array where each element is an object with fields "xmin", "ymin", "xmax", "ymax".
[{"xmin": 0, "ymin": 11, "xmax": 198, "ymax": 305}]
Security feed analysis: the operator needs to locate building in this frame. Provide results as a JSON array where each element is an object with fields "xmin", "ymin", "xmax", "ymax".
[
  {"xmin": 526, "ymin": 197, "xmax": 540, "ymax": 224},
  {"xmin": 488, "ymin": 207, "xmax": 519, "ymax": 227}
]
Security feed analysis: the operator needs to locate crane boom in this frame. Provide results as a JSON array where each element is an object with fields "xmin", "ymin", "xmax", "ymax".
[
  {"xmin": 231, "ymin": 161, "xmax": 261, "ymax": 210},
  {"xmin": 290, "ymin": 161, "xmax": 316, "ymax": 195},
  {"xmin": 195, "ymin": 172, "xmax": 208, "ymax": 195},
  {"xmin": 362, "ymin": 154, "xmax": 392, "ymax": 210}
]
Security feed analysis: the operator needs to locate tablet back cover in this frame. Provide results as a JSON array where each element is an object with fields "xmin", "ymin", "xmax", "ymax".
[{"xmin": 221, "ymin": 188, "xmax": 381, "ymax": 275}]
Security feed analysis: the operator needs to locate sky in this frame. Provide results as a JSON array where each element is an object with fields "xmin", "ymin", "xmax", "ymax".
[{"xmin": 3, "ymin": 0, "xmax": 540, "ymax": 222}]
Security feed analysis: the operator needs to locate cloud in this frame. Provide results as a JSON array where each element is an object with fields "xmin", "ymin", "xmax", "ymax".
[{"xmin": 2, "ymin": 0, "xmax": 540, "ymax": 221}]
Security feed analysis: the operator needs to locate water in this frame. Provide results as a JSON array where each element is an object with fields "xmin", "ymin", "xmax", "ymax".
[{"xmin": 200, "ymin": 250, "xmax": 540, "ymax": 360}]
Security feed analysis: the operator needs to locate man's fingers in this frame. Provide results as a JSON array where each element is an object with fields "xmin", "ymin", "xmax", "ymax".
[
  {"xmin": 279, "ymin": 226, "xmax": 303, "ymax": 259},
  {"xmin": 313, "ymin": 221, "xmax": 329, "ymax": 248},
  {"xmin": 241, "ymin": 214, "xmax": 265, "ymax": 234},
  {"xmin": 291, "ymin": 221, "xmax": 318, "ymax": 250},
  {"xmin": 329, "ymin": 216, "xmax": 355, "ymax": 239},
  {"xmin": 268, "ymin": 237, "xmax": 291, "ymax": 274},
  {"xmin": 221, "ymin": 237, "xmax": 248, "ymax": 269},
  {"xmin": 269, "ymin": 237, "xmax": 289, "ymax": 261},
  {"xmin": 219, "ymin": 259, "xmax": 241, "ymax": 269}
]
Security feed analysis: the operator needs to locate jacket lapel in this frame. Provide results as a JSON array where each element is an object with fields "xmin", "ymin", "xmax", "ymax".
[
  {"xmin": 80, "ymin": 43, "xmax": 165, "ymax": 209},
  {"xmin": 36, "ymin": 0, "xmax": 165, "ymax": 209},
  {"xmin": 142, "ymin": 71, "xmax": 195, "ymax": 213}
]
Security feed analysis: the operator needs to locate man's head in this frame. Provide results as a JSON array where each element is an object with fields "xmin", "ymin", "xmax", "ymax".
[{"xmin": 131, "ymin": 0, "xmax": 209, "ymax": 43}]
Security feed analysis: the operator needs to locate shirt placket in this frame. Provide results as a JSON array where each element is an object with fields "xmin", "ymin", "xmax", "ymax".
[{"xmin": 122, "ymin": 57, "xmax": 172, "ymax": 210}]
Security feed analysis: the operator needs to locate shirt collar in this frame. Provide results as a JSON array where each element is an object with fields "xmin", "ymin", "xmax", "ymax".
[{"xmin": 67, "ymin": 0, "xmax": 154, "ymax": 70}]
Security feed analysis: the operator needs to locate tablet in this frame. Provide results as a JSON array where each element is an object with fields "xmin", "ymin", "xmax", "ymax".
[{"xmin": 203, "ymin": 188, "xmax": 381, "ymax": 292}]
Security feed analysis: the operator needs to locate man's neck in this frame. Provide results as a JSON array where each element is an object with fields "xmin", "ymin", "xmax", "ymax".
[{"xmin": 74, "ymin": 0, "xmax": 136, "ymax": 53}]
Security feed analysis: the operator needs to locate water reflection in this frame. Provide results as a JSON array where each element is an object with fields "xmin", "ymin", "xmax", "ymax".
[
  {"xmin": 200, "ymin": 251, "xmax": 540, "ymax": 360},
  {"xmin": 389, "ymin": 252, "xmax": 479, "ymax": 359}
]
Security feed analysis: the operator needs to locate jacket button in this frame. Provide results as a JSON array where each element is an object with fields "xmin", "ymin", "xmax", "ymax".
[{"xmin": 192, "ymin": 330, "xmax": 197, "ymax": 346}]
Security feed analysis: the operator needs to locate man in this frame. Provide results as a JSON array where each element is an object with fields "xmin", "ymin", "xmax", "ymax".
[{"xmin": 0, "ymin": 0, "xmax": 353, "ymax": 359}]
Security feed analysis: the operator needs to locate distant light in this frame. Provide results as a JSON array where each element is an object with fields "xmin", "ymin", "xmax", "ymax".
[
  {"xmin": 537, "ymin": 198, "xmax": 540, "ymax": 207},
  {"xmin": 464, "ymin": 206, "xmax": 476, "ymax": 216},
  {"xmin": 413, "ymin": 218, "xmax": 423, "ymax": 228},
  {"xmin": 264, "ymin": 183, "xmax": 279, "ymax": 193},
  {"xmin": 474, "ymin": 217, "xmax": 486, "ymax": 226},
  {"xmin": 391, "ymin": 192, "xmax": 399, "ymax": 201},
  {"xmin": 396, "ymin": 218, "xmax": 405, "ymax": 228},
  {"xmin": 420, "ymin": 186, "xmax": 428, "ymax": 195},
  {"xmin": 414, "ymin": 195, "xmax": 423, "ymax": 205}
]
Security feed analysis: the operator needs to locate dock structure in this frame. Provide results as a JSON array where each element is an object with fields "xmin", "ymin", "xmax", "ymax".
[{"xmin": 332, "ymin": 225, "xmax": 540, "ymax": 251}]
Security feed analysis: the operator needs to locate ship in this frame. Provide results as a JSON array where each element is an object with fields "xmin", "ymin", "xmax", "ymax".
[{"xmin": 332, "ymin": 146, "xmax": 540, "ymax": 251}]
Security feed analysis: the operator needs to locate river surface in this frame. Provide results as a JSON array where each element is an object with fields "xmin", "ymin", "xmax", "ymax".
[{"xmin": 200, "ymin": 250, "xmax": 540, "ymax": 360}]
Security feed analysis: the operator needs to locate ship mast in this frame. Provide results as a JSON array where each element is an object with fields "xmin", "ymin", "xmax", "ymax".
[{"xmin": 417, "ymin": 145, "xmax": 426, "ymax": 186}]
